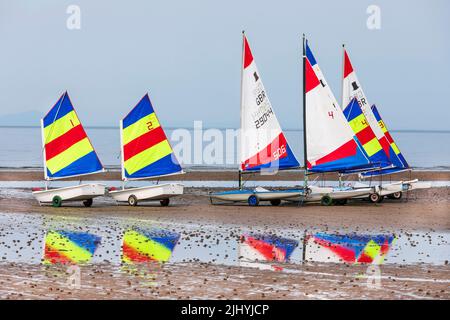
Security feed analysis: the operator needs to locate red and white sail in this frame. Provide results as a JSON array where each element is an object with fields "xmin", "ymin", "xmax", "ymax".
[
  {"xmin": 239, "ymin": 33, "xmax": 299, "ymax": 171},
  {"xmin": 342, "ymin": 48, "xmax": 391, "ymax": 156},
  {"xmin": 305, "ymin": 42, "xmax": 370, "ymax": 172}
]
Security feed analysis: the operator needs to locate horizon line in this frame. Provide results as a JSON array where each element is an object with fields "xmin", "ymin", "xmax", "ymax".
[{"xmin": 0, "ymin": 125, "xmax": 449, "ymax": 134}]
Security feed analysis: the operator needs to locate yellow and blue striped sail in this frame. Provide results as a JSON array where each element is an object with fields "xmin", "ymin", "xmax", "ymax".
[
  {"xmin": 43, "ymin": 230, "xmax": 101, "ymax": 265},
  {"xmin": 361, "ymin": 105, "xmax": 409, "ymax": 177},
  {"xmin": 121, "ymin": 227, "xmax": 180, "ymax": 263},
  {"xmin": 121, "ymin": 93, "xmax": 182, "ymax": 179},
  {"xmin": 42, "ymin": 92, "xmax": 103, "ymax": 179},
  {"xmin": 343, "ymin": 98, "xmax": 391, "ymax": 169}
]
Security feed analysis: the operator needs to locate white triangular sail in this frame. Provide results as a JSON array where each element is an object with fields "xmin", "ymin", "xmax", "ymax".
[
  {"xmin": 240, "ymin": 33, "xmax": 299, "ymax": 172},
  {"xmin": 304, "ymin": 41, "xmax": 371, "ymax": 172},
  {"xmin": 342, "ymin": 47, "xmax": 391, "ymax": 156}
]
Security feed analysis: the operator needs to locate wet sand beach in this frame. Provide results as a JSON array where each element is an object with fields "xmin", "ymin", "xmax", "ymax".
[
  {"xmin": 0, "ymin": 170, "xmax": 449, "ymax": 300},
  {"xmin": 1, "ymin": 169, "xmax": 449, "ymax": 181}
]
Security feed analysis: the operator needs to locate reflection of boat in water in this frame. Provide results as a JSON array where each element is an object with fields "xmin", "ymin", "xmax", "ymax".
[
  {"xmin": 43, "ymin": 230, "xmax": 101, "ymax": 264},
  {"xmin": 304, "ymin": 233, "xmax": 395, "ymax": 265},
  {"xmin": 121, "ymin": 227, "xmax": 180, "ymax": 264},
  {"xmin": 238, "ymin": 233, "xmax": 298, "ymax": 271}
]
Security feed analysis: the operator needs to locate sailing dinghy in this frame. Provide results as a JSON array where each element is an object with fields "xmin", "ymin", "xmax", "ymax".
[
  {"xmin": 32, "ymin": 92, "xmax": 106, "ymax": 207},
  {"xmin": 342, "ymin": 47, "xmax": 430, "ymax": 198},
  {"xmin": 109, "ymin": 94, "xmax": 184, "ymax": 206},
  {"xmin": 210, "ymin": 32, "xmax": 305, "ymax": 206},
  {"xmin": 293, "ymin": 37, "xmax": 377, "ymax": 205}
]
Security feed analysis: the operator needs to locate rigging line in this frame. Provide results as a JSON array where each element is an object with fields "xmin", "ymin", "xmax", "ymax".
[{"xmin": 41, "ymin": 93, "xmax": 66, "ymax": 156}]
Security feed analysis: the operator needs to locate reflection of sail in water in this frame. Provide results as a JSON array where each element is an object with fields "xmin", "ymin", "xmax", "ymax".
[
  {"xmin": 238, "ymin": 234, "xmax": 298, "ymax": 271},
  {"xmin": 43, "ymin": 230, "xmax": 101, "ymax": 264},
  {"xmin": 121, "ymin": 227, "xmax": 180, "ymax": 264},
  {"xmin": 304, "ymin": 233, "xmax": 395, "ymax": 265}
]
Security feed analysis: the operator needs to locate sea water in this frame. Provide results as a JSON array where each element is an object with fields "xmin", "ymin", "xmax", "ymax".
[{"xmin": 0, "ymin": 126, "xmax": 449, "ymax": 170}]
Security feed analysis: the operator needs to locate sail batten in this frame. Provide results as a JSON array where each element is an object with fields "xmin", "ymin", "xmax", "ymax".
[
  {"xmin": 42, "ymin": 92, "xmax": 104, "ymax": 180},
  {"xmin": 240, "ymin": 34, "xmax": 299, "ymax": 172},
  {"xmin": 121, "ymin": 94, "xmax": 182, "ymax": 180}
]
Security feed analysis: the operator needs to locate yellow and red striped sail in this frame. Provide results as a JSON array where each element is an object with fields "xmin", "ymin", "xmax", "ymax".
[
  {"xmin": 43, "ymin": 230, "xmax": 101, "ymax": 265},
  {"xmin": 42, "ymin": 92, "xmax": 103, "ymax": 179},
  {"xmin": 343, "ymin": 98, "xmax": 391, "ymax": 168},
  {"xmin": 121, "ymin": 227, "xmax": 180, "ymax": 264},
  {"xmin": 121, "ymin": 93, "xmax": 182, "ymax": 180}
]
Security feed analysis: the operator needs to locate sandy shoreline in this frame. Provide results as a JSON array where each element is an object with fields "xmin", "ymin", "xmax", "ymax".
[
  {"xmin": 0, "ymin": 169, "xmax": 449, "ymax": 181},
  {"xmin": 0, "ymin": 187, "xmax": 448, "ymax": 230},
  {"xmin": 1, "ymin": 262, "xmax": 448, "ymax": 300},
  {"xmin": 0, "ymin": 183, "xmax": 449, "ymax": 300}
]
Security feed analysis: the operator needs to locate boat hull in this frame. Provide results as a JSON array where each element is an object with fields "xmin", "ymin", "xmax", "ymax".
[
  {"xmin": 210, "ymin": 189, "xmax": 304, "ymax": 202},
  {"xmin": 32, "ymin": 183, "xmax": 106, "ymax": 204},
  {"xmin": 109, "ymin": 183, "xmax": 184, "ymax": 203},
  {"xmin": 299, "ymin": 186, "xmax": 374, "ymax": 202}
]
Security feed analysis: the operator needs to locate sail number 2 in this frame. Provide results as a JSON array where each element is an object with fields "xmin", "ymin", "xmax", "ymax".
[{"xmin": 146, "ymin": 121, "xmax": 153, "ymax": 130}]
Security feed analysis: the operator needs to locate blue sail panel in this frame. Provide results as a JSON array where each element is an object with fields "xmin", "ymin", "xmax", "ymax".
[{"xmin": 343, "ymin": 98, "xmax": 391, "ymax": 168}]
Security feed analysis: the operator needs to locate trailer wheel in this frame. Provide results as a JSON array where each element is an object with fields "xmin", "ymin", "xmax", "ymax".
[
  {"xmin": 128, "ymin": 195, "xmax": 138, "ymax": 206},
  {"xmin": 248, "ymin": 195, "xmax": 259, "ymax": 206},
  {"xmin": 389, "ymin": 192, "xmax": 402, "ymax": 200},
  {"xmin": 270, "ymin": 199, "xmax": 281, "ymax": 206},
  {"xmin": 52, "ymin": 196, "xmax": 62, "ymax": 208},
  {"xmin": 83, "ymin": 199, "xmax": 93, "ymax": 207},
  {"xmin": 320, "ymin": 195, "xmax": 333, "ymax": 206},
  {"xmin": 160, "ymin": 198, "xmax": 170, "ymax": 207},
  {"xmin": 369, "ymin": 193, "xmax": 381, "ymax": 203}
]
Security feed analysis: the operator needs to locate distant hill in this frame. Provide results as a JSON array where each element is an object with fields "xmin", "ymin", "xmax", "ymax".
[{"xmin": 0, "ymin": 110, "xmax": 42, "ymax": 126}]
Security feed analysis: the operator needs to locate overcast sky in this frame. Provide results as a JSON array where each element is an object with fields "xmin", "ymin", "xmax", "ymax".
[{"xmin": 0, "ymin": 0, "xmax": 449, "ymax": 130}]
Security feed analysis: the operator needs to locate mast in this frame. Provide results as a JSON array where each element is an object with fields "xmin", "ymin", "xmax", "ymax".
[
  {"xmin": 341, "ymin": 44, "xmax": 345, "ymax": 110},
  {"xmin": 119, "ymin": 120, "xmax": 126, "ymax": 190},
  {"xmin": 238, "ymin": 31, "xmax": 245, "ymax": 190},
  {"xmin": 302, "ymin": 34, "xmax": 308, "ymax": 189}
]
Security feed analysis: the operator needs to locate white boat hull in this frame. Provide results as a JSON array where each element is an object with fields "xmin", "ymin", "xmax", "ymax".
[
  {"xmin": 109, "ymin": 183, "xmax": 184, "ymax": 204},
  {"xmin": 210, "ymin": 185, "xmax": 373, "ymax": 204},
  {"xmin": 299, "ymin": 186, "xmax": 374, "ymax": 202},
  {"xmin": 32, "ymin": 183, "xmax": 106, "ymax": 205},
  {"xmin": 210, "ymin": 188, "xmax": 305, "ymax": 202},
  {"xmin": 354, "ymin": 179, "xmax": 431, "ymax": 199}
]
